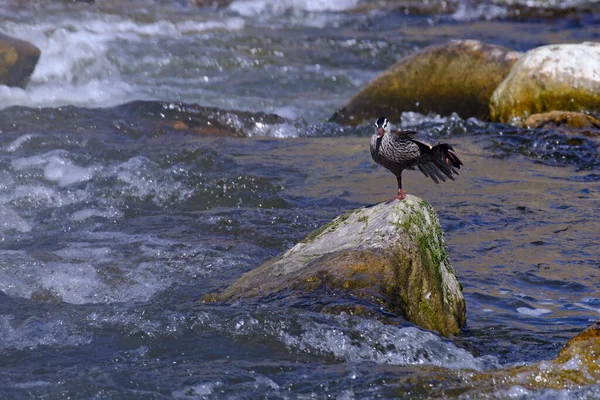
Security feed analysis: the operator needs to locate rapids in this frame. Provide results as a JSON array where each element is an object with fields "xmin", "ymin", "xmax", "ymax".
[{"xmin": 0, "ymin": 0, "xmax": 598, "ymax": 398}]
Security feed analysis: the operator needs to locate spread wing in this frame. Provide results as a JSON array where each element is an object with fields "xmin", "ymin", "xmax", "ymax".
[{"xmin": 413, "ymin": 141, "xmax": 463, "ymax": 184}]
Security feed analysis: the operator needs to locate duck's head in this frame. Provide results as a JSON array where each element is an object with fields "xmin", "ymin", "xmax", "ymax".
[{"xmin": 375, "ymin": 117, "xmax": 389, "ymax": 138}]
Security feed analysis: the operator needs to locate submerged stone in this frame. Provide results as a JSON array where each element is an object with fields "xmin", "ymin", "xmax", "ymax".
[
  {"xmin": 490, "ymin": 42, "xmax": 600, "ymax": 123},
  {"xmin": 491, "ymin": 321, "xmax": 600, "ymax": 389},
  {"xmin": 330, "ymin": 40, "xmax": 520, "ymax": 125},
  {"xmin": 525, "ymin": 111, "xmax": 600, "ymax": 131},
  {"xmin": 204, "ymin": 196, "xmax": 466, "ymax": 337},
  {"xmin": 406, "ymin": 321, "xmax": 600, "ymax": 396},
  {"xmin": 524, "ymin": 111, "xmax": 600, "ymax": 141},
  {"xmin": 0, "ymin": 33, "xmax": 40, "ymax": 88},
  {"xmin": 114, "ymin": 101, "xmax": 288, "ymax": 137}
]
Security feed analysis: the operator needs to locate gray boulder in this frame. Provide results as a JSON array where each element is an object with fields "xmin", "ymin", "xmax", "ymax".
[{"xmin": 205, "ymin": 196, "xmax": 466, "ymax": 337}]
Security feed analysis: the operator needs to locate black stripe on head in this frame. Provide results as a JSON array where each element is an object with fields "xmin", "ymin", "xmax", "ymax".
[{"xmin": 375, "ymin": 117, "xmax": 388, "ymax": 128}]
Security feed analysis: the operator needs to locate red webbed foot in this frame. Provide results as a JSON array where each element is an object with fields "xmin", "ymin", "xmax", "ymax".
[{"xmin": 385, "ymin": 189, "xmax": 407, "ymax": 203}]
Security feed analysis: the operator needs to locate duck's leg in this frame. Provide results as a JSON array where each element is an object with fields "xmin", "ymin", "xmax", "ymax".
[
  {"xmin": 385, "ymin": 174, "xmax": 406, "ymax": 203},
  {"xmin": 396, "ymin": 174, "xmax": 407, "ymax": 200}
]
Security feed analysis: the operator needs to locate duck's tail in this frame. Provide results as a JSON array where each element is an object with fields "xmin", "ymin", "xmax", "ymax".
[{"xmin": 416, "ymin": 142, "xmax": 463, "ymax": 184}]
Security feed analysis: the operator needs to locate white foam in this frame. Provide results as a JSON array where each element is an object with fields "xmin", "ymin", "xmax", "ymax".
[
  {"xmin": 44, "ymin": 157, "xmax": 95, "ymax": 186},
  {"xmin": 272, "ymin": 315, "xmax": 497, "ymax": 370},
  {"xmin": 69, "ymin": 207, "xmax": 123, "ymax": 222},
  {"xmin": 229, "ymin": 0, "xmax": 360, "ymax": 16},
  {"xmin": 492, "ymin": 384, "xmax": 600, "ymax": 399},
  {"xmin": 0, "ymin": 15, "xmax": 245, "ymax": 109},
  {"xmin": 172, "ymin": 382, "xmax": 221, "ymax": 398},
  {"xmin": 575, "ymin": 303, "xmax": 600, "ymax": 314},
  {"xmin": 69, "ymin": 16, "xmax": 245, "ymax": 37},
  {"xmin": 38, "ymin": 259, "xmax": 167, "ymax": 304},
  {"xmin": 580, "ymin": 297, "xmax": 600, "ymax": 303},
  {"xmin": 492, "ymin": 386, "xmax": 534, "ymax": 398},
  {"xmin": 111, "ymin": 156, "xmax": 193, "ymax": 206},
  {"xmin": 248, "ymin": 122, "xmax": 299, "ymax": 138},
  {"xmin": 53, "ymin": 245, "xmax": 113, "ymax": 262},
  {"xmin": 10, "ymin": 381, "xmax": 52, "ymax": 389},
  {"xmin": 215, "ymin": 312, "xmax": 497, "ymax": 371},
  {"xmin": 0, "ymin": 20, "xmax": 135, "ymax": 109},
  {"xmin": 3, "ymin": 134, "xmax": 36, "ymax": 153},
  {"xmin": 0, "ymin": 81, "xmax": 138, "ymax": 110},
  {"xmin": 0, "ymin": 207, "xmax": 31, "ymax": 233},
  {"xmin": 0, "ymin": 266, "xmax": 33, "ymax": 298},
  {"xmin": 171, "ymin": 366, "xmax": 278, "ymax": 397},
  {"xmin": 400, "ymin": 111, "xmax": 458, "ymax": 128},
  {"xmin": 11, "ymin": 184, "xmax": 86, "ymax": 208},
  {"xmin": 253, "ymin": 376, "xmax": 279, "ymax": 390},
  {"xmin": 176, "ymin": 18, "xmax": 245, "ymax": 33},
  {"xmin": 12, "ymin": 151, "xmax": 96, "ymax": 187},
  {"xmin": 272, "ymin": 106, "xmax": 298, "ymax": 120},
  {"xmin": 0, "ymin": 243, "xmax": 168, "ymax": 305},
  {"xmin": 451, "ymin": 3, "xmax": 507, "ymax": 21},
  {"xmin": 516, "ymin": 307, "xmax": 553, "ymax": 317},
  {"xmin": 11, "ymin": 151, "xmax": 54, "ymax": 170},
  {"xmin": 0, "ymin": 315, "xmax": 90, "ymax": 350},
  {"xmin": 40, "ymin": 262, "xmax": 108, "ymax": 304}
]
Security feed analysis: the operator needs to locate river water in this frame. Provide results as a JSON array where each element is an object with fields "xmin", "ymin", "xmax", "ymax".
[{"xmin": 0, "ymin": 1, "xmax": 599, "ymax": 398}]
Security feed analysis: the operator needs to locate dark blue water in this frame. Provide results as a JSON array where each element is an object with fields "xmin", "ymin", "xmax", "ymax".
[{"xmin": 0, "ymin": 1, "xmax": 599, "ymax": 398}]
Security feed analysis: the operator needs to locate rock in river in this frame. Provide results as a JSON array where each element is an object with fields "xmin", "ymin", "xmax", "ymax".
[
  {"xmin": 204, "ymin": 196, "xmax": 466, "ymax": 337},
  {"xmin": 392, "ymin": 320, "xmax": 600, "ymax": 395},
  {"xmin": 0, "ymin": 33, "xmax": 40, "ymax": 88},
  {"xmin": 331, "ymin": 40, "xmax": 521, "ymax": 125},
  {"xmin": 490, "ymin": 42, "xmax": 600, "ymax": 123},
  {"xmin": 465, "ymin": 321, "xmax": 600, "ymax": 392},
  {"xmin": 525, "ymin": 111, "xmax": 600, "ymax": 131}
]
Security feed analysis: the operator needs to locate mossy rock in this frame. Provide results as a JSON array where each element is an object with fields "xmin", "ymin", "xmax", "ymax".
[
  {"xmin": 490, "ymin": 42, "xmax": 600, "ymax": 123},
  {"xmin": 0, "ymin": 33, "xmax": 40, "ymax": 88},
  {"xmin": 390, "ymin": 321, "xmax": 600, "ymax": 397},
  {"xmin": 204, "ymin": 196, "xmax": 466, "ymax": 337},
  {"xmin": 330, "ymin": 40, "xmax": 521, "ymax": 125}
]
